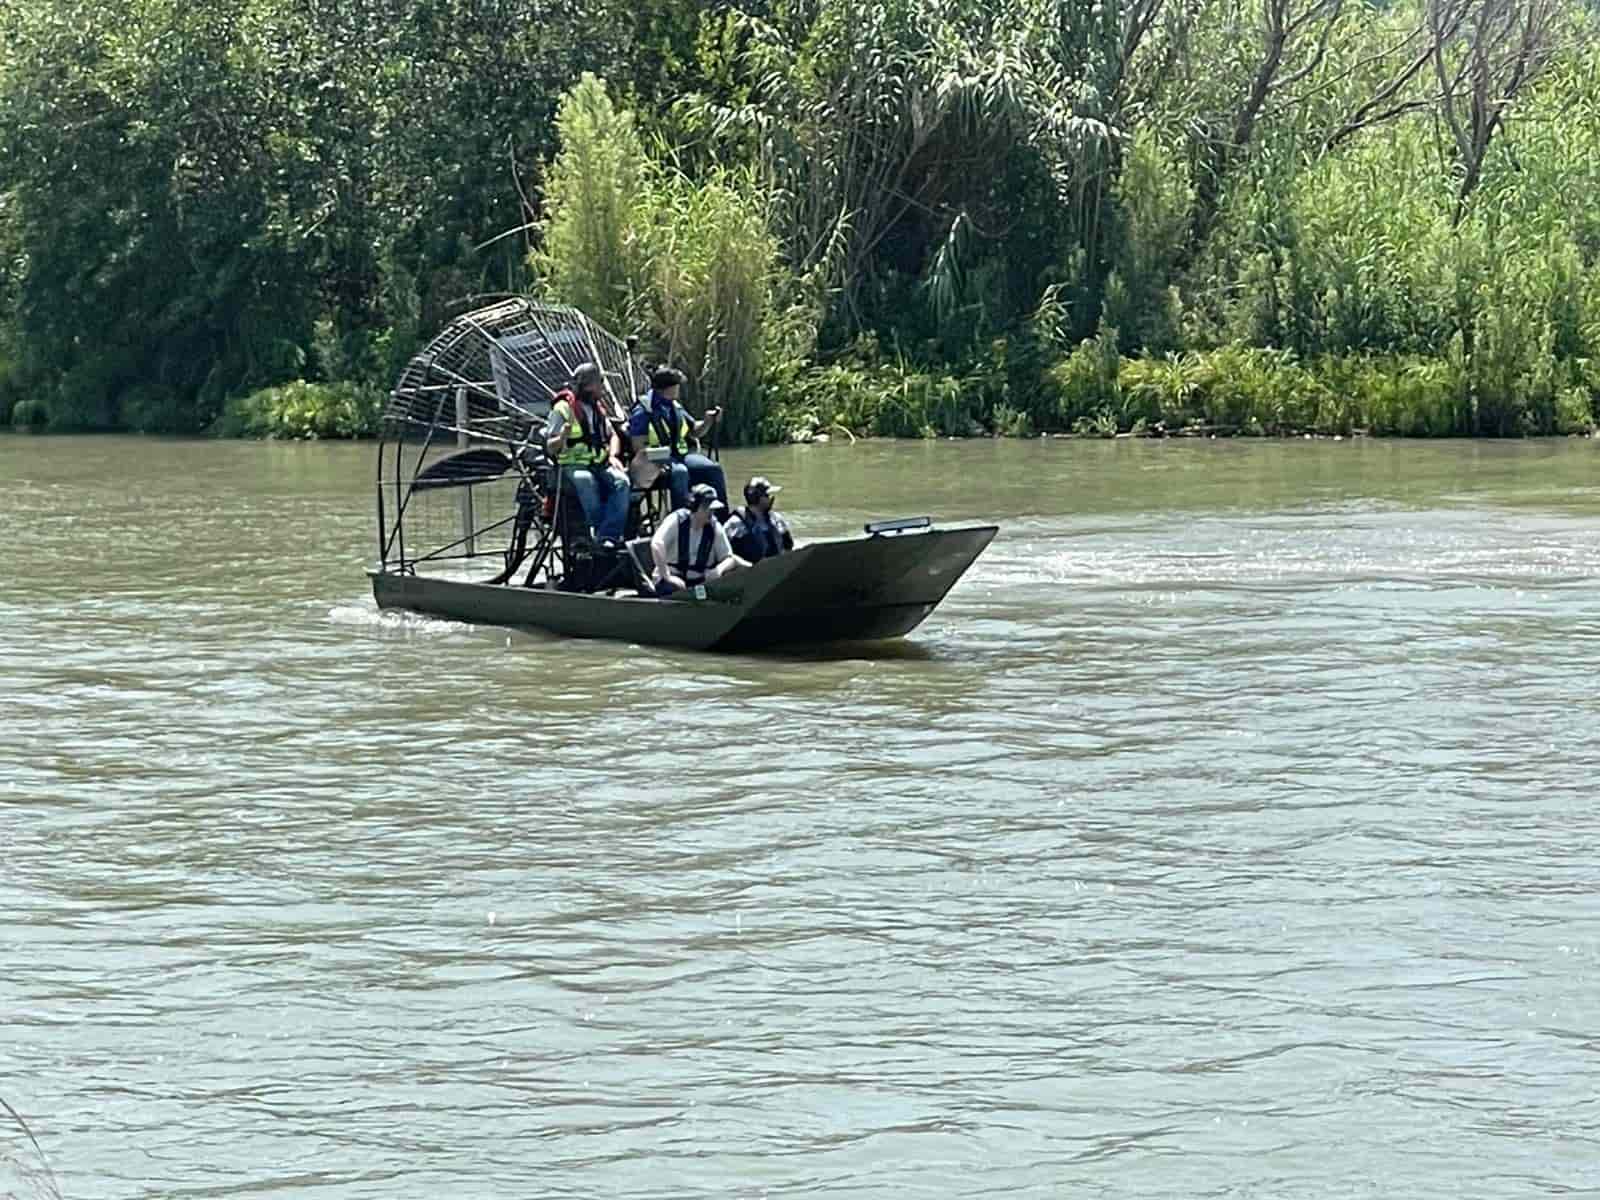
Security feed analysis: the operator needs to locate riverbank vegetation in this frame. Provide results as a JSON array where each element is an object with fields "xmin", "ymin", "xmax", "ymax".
[{"xmin": 2, "ymin": 0, "xmax": 1598, "ymax": 440}]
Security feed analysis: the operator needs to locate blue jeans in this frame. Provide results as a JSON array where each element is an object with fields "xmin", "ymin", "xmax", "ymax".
[
  {"xmin": 563, "ymin": 465, "xmax": 629, "ymax": 543},
  {"xmin": 664, "ymin": 454, "xmax": 728, "ymax": 508}
]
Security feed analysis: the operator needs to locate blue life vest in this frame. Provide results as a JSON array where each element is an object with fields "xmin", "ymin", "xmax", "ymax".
[{"xmin": 731, "ymin": 509, "xmax": 788, "ymax": 562}]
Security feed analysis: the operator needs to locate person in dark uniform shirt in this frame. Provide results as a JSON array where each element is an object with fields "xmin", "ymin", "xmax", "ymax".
[{"xmin": 725, "ymin": 476, "xmax": 793, "ymax": 564}]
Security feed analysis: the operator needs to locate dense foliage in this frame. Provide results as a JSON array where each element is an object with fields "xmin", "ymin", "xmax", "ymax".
[{"xmin": 2, "ymin": 0, "xmax": 1597, "ymax": 438}]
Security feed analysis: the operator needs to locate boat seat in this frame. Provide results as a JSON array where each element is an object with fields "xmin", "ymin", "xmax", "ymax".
[
  {"xmin": 496, "ymin": 449, "xmax": 646, "ymax": 592},
  {"xmin": 552, "ymin": 477, "xmax": 659, "ymax": 594}
]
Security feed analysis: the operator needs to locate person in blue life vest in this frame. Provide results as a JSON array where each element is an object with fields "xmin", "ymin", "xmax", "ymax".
[
  {"xmin": 626, "ymin": 366, "xmax": 728, "ymax": 508},
  {"xmin": 724, "ymin": 476, "xmax": 794, "ymax": 564},
  {"xmin": 542, "ymin": 362, "xmax": 629, "ymax": 545},
  {"xmin": 648, "ymin": 483, "xmax": 748, "ymax": 596}
]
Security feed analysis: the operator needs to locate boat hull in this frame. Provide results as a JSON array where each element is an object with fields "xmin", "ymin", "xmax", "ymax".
[{"xmin": 369, "ymin": 525, "xmax": 997, "ymax": 652}]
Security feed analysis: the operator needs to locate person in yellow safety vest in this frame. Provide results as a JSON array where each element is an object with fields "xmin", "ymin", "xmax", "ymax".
[
  {"xmin": 542, "ymin": 362, "xmax": 629, "ymax": 545},
  {"xmin": 625, "ymin": 366, "xmax": 727, "ymax": 509}
]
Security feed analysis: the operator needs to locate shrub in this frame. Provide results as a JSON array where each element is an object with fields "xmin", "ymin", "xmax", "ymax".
[
  {"xmin": 1555, "ymin": 385, "xmax": 1596, "ymax": 434},
  {"xmin": 529, "ymin": 74, "xmax": 645, "ymax": 336},
  {"xmin": 534, "ymin": 77, "xmax": 811, "ymax": 445},
  {"xmin": 1187, "ymin": 346, "xmax": 1332, "ymax": 434},
  {"xmin": 992, "ymin": 402, "xmax": 1032, "ymax": 438},
  {"xmin": 1101, "ymin": 130, "xmax": 1189, "ymax": 355},
  {"xmin": 122, "ymin": 384, "xmax": 189, "ymax": 434},
  {"xmin": 637, "ymin": 169, "xmax": 791, "ymax": 445},
  {"xmin": 213, "ymin": 380, "xmax": 385, "ymax": 439},
  {"xmin": 1047, "ymin": 331, "xmax": 1121, "ymax": 429},
  {"xmin": 768, "ymin": 358, "xmax": 984, "ymax": 440},
  {"xmin": 1119, "ymin": 354, "xmax": 1200, "ymax": 430},
  {"xmin": 1071, "ymin": 408, "xmax": 1119, "ymax": 438},
  {"xmin": 1335, "ymin": 355, "xmax": 1465, "ymax": 436},
  {"xmin": 10, "ymin": 397, "xmax": 46, "ymax": 427},
  {"xmin": 0, "ymin": 351, "xmax": 18, "ymax": 426}
]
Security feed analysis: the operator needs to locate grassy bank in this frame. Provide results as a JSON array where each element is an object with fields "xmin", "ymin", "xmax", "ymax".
[
  {"xmin": 180, "ymin": 339, "xmax": 1597, "ymax": 443},
  {"xmin": 772, "ymin": 340, "xmax": 1600, "ymax": 443}
]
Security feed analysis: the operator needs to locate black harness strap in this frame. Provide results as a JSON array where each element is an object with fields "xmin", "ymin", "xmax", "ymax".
[
  {"xmin": 648, "ymin": 401, "xmax": 684, "ymax": 458},
  {"xmin": 674, "ymin": 513, "xmax": 716, "ymax": 580}
]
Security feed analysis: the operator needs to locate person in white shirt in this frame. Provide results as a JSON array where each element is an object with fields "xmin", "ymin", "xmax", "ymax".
[{"xmin": 649, "ymin": 484, "xmax": 747, "ymax": 595}]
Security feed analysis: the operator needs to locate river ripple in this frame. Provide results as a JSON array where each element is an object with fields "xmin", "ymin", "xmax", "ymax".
[{"xmin": 3, "ymin": 434, "xmax": 1599, "ymax": 1198}]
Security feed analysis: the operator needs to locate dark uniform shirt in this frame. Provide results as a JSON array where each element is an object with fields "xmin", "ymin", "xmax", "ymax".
[{"xmin": 726, "ymin": 508, "xmax": 792, "ymax": 563}]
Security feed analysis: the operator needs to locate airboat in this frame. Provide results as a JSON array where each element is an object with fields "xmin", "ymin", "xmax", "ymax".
[{"xmin": 370, "ymin": 297, "xmax": 997, "ymax": 651}]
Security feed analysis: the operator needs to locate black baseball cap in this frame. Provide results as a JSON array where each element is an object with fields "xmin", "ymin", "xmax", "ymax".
[{"xmin": 743, "ymin": 476, "xmax": 782, "ymax": 503}]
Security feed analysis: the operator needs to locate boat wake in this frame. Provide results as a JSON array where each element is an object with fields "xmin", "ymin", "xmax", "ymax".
[
  {"xmin": 326, "ymin": 602, "xmax": 467, "ymax": 638},
  {"xmin": 969, "ymin": 511, "xmax": 1600, "ymax": 596},
  {"xmin": 763, "ymin": 637, "xmax": 943, "ymax": 663}
]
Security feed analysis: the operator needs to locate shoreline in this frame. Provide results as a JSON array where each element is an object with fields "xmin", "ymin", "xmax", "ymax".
[{"xmin": 6, "ymin": 426, "xmax": 1597, "ymax": 444}]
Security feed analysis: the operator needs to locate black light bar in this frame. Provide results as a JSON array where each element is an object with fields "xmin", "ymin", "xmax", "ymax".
[{"xmin": 864, "ymin": 516, "xmax": 933, "ymax": 536}]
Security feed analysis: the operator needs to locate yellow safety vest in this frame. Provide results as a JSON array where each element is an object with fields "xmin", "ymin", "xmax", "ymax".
[
  {"xmin": 552, "ymin": 398, "xmax": 609, "ymax": 467},
  {"xmin": 638, "ymin": 401, "xmax": 691, "ymax": 455}
]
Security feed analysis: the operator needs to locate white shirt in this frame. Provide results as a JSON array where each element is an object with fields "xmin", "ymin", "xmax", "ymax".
[{"xmin": 650, "ymin": 510, "xmax": 731, "ymax": 582}]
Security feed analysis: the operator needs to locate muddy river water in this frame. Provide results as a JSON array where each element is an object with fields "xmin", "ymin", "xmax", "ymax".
[{"xmin": 3, "ymin": 434, "xmax": 1598, "ymax": 1197}]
